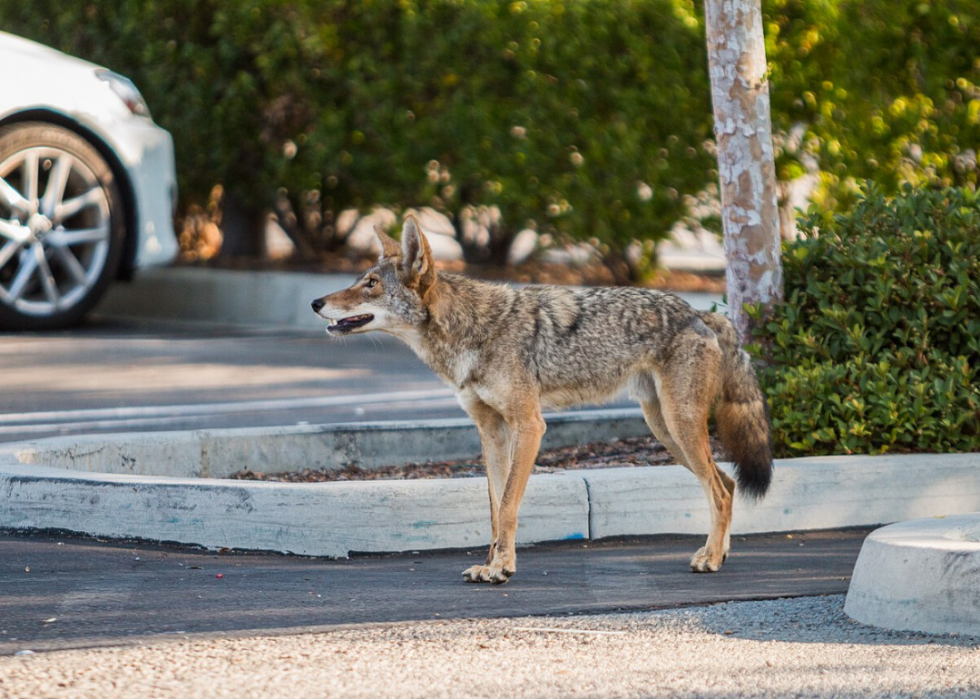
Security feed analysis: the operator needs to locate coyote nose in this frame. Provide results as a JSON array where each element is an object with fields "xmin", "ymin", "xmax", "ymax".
[{"xmin": 311, "ymin": 298, "xmax": 325, "ymax": 313}]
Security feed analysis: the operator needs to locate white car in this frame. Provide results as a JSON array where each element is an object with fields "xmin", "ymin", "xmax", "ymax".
[{"xmin": 0, "ymin": 31, "xmax": 178, "ymax": 330}]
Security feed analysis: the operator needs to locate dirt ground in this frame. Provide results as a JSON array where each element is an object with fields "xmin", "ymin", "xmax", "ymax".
[{"xmin": 231, "ymin": 435, "xmax": 729, "ymax": 483}]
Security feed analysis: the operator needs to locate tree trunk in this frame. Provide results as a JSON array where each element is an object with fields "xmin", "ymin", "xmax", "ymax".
[
  {"xmin": 703, "ymin": 0, "xmax": 783, "ymax": 345},
  {"xmin": 219, "ymin": 191, "xmax": 267, "ymax": 258}
]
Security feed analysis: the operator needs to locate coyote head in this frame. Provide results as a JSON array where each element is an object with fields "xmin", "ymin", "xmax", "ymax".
[{"xmin": 311, "ymin": 215, "xmax": 437, "ymax": 339}]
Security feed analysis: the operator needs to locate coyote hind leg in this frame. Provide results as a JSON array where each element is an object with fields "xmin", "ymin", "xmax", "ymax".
[
  {"xmin": 639, "ymin": 393, "xmax": 734, "ymax": 571},
  {"xmin": 639, "ymin": 394, "xmax": 735, "ymax": 500},
  {"xmin": 649, "ymin": 332, "xmax": 733, "ymax": 573}
]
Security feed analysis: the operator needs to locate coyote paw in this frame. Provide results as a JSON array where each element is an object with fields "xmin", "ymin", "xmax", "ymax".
[
  {"xmin": 462, "ymin": 563, "xmax": 514, "ymax": 585},
  {"xmin": 690, "ymin": 546, "xmax": 723, "ymax": 573}
]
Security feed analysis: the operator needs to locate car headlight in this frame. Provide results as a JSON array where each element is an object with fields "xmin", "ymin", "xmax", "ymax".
[{"xmin": 96, "ymin": 69, "xmax": 152, "ymax": 119}]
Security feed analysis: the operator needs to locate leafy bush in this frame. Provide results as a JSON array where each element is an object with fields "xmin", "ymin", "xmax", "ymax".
[
  {"xmin": 751, "ymin": 185, "xmax": 980, "ymax": 456},
  {"xmin": 3, "ymin": 0, "xmax": 979, "ymax": 270},
  {"xmin": 765, "ymin": 0, "xmax": 980, "ymax": 211},
  {"xmin": 0, "ymin": 0, "xmax": 714, "ymax": 271}
]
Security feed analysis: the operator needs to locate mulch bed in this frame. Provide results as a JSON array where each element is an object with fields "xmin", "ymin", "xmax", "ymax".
[{"xmin": 231, "ymin": 435, "xmax": 730, "ymax": 483}]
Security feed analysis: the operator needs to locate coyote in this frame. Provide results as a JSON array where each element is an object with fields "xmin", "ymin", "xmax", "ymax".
[{"xmin": 312, "ymin": 216, "xmax": 772, "ymax": 584}]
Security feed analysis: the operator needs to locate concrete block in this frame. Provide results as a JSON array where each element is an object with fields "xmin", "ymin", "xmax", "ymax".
[
  {"xmin": 739, "ymin": 454, "xmax": 980, "ymax": 533},
  {"xmin": 584, "ymin": 465, "xmax": 712, "ymax": 539},
  {"xmin": 844, "ymin": 515, "xmax": 980, "ymax": 636},
  {"xmin": 7, "ymin": 431, "xmax": 980, "ymax": 559},
  {"xmin": 12, "ymin": 432, "xmax": 205, "ymax": 477}
]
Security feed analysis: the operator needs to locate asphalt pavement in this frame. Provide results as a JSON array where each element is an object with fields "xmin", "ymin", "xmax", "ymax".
[
  {"xmin": 0, "ymin": 528, "xmax": 868, "ymax": 655},
  {"xmin": 0, "ymin": 317, "xmax": 633, "ymax": 443}
]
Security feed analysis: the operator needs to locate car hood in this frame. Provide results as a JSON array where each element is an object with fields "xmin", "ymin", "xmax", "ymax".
[{"xmin": 0, "ymin": 31, "xmax": 102, "ymax": 73}]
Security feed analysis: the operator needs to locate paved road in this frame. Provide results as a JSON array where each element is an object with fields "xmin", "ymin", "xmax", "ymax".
[
  {"xmin": 0, "ymin": 317, "xmax": 634, "ymax": 443},
  {"xmin": 0, "ymin": 528, "xmax": 869, "ymax": 655}
]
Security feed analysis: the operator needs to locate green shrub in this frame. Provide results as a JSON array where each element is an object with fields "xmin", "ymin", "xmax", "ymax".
[
  {"xmin": 751, "ymin": 184, "xmax": 980, "ymax": 457},
  {"xmin": 4, "ymin": 0, "xmax": 979, "ymax": 269},
  {"xmin": 765, "ymin": 0, "xmax": 980, "ymax": 210},
  {"xmin": 0, "ymin": 0, "xmax": 715, "ymax": 270}
]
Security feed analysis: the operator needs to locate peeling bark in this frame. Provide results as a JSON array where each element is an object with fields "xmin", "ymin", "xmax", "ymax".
[{"xmin": 704, "ymin": 0, "xmax": 783, "ymax": 345}]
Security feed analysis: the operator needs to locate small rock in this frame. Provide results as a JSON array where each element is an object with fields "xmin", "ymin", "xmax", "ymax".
[
  {"xmin": 508, "ymin": 229, "xmax": 538, "ymax": 265},
  {"xmin": 424, "ymin": 232, "xmax": 463, "ymax": 262},
  {"xmin": 265, "ymin": 217, "xmax": 296, "ymax": 260},
  {"xmin": 345, "ymin": 208, "xmax": 398, "ymax": 254}
]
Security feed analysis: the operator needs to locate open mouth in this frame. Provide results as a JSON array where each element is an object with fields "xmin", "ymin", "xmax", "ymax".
[{"xmin": 327, "ymin": 314, "xmax": 374, "ymax": 333}]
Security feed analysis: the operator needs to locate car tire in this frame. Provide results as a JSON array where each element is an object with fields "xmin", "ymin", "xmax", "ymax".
[{"xmin": 0, "ymin": 121, "xmax": 127, "ymax": 330}]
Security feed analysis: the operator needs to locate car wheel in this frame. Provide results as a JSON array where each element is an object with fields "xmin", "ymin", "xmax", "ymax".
[{"xmin": 0, "ymin": 122, "xmax": 126, "ymax": 330}]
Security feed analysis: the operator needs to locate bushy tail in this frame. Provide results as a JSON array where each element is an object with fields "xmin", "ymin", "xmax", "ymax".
[{"xmin": 700, "ymin": 312, "xmax": 773, "ymax": 499}]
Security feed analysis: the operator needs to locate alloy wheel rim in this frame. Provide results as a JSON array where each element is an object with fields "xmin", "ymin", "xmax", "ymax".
[{"xmin": 0, "ymin": 146, "xmax": 111, "ymax": 317}]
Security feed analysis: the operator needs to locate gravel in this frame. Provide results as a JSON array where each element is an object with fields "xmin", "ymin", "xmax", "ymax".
[{"xmin": 2, "ymin": 595, "xmax": 978, "ymax": 698}]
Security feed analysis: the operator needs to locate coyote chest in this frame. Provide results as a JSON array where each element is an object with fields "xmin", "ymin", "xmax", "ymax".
[{"xmin": 424, "ymin": 346, "xmax": 481, "ymax": 389}]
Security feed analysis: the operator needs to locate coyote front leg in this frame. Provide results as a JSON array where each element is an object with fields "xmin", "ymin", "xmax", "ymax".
[
  {"xmin": 487, "ymin": 398, "xmax": 545, "ymax": 584},
  {"xmin": 463, "ymin": 392, "xmax": 545, "ymax": 584},
  {"xmin": 459, "ymin": 392, "xmax": 512, "ymax": 583}
]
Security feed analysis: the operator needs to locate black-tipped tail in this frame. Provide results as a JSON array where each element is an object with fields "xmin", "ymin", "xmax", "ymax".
[{"xmin": 701, "ymin": 313, "xmax": 774, "ymax": 499}]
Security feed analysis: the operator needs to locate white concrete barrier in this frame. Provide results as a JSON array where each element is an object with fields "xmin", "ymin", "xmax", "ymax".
[
  {"xmin": 9, "ymin": 409, "xmax": 650, "ymax": 479},
  {"xmin": 844, "ymin": 515, "xmax": 980, "ymax": 636},
  {"xmin": 585, "ymin": 454, "xmax": 980, "ymax": 539},
  {"xmin": 3, "ymin": 438, "xmax": 980, "ymax": 557},
  {"xmin": 0, "ymin": 463, "xmax": 588, "ymax": 557}
]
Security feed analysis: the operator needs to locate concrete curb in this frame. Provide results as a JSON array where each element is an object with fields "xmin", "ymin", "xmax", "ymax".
[
  {"xmin": 3, "ymin": 421, "xmax": 979, "ymax": 556},
  {"xmin": 98, "ymin": 267, "xmax": 724, "ymax": 330},
  {"xmin": 584, "ymin": 453, "xmax": 980, "ymax": 538},
  {"xmin": 844, "ymin": 515, "xmax": 980, "ymax": 636},
  {"xmin": 0, "ymin": 462, "xmax": 589, "ymax": 557},
  {"xmin": 6, "ymin": 409, "xmax": 651, "ymax": 479}
]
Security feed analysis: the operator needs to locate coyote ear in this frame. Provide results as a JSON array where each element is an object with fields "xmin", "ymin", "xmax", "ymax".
[
  {"xmin": 400, "ymin": 215, "xmax": 436, "ymax": 290},
  {"xmin": 374, "ymin": 225, "xmax": 401, "ymax": 260}
]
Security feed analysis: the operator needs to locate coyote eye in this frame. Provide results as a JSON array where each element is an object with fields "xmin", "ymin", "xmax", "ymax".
[{"xmin": 365, "ymin": 278, "xmax": 378, "ymax": 289}]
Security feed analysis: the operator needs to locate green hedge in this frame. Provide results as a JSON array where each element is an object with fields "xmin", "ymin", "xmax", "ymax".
[
  {"xmin": 0, "ymin": 0, "xmax": 714, "ymax": 267},
  {"xmin": 765, "ymin": 0, "xmax": 980, "ymax": 210},
  {"xmin": 3, "ymin": 0, "xmax": 979, "ymax": 266},
  {"xmin": 752, "ymin": 185, "xmax": 980, "ymax": 456}
]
